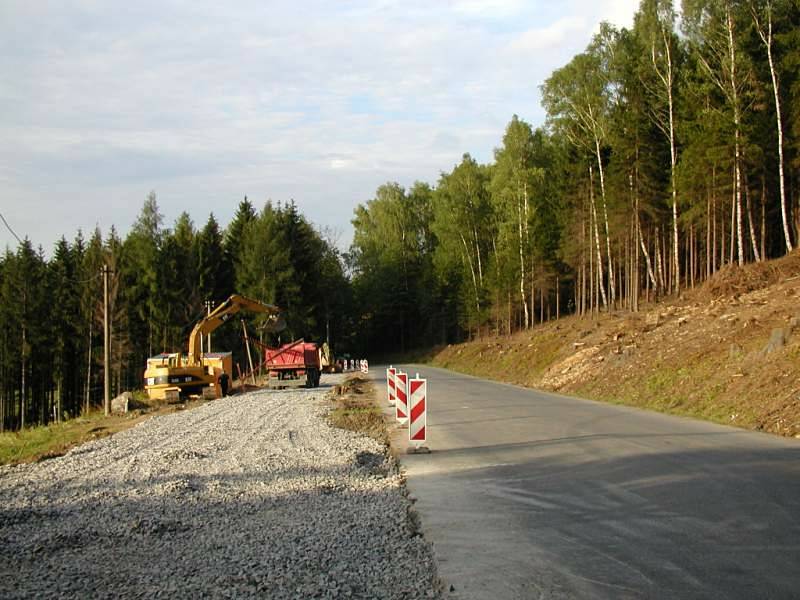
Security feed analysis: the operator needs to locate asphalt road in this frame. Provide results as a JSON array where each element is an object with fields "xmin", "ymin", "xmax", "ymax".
[{"xmin": 376, "ymin": 365, "xmax": 800, "ymax": 600}]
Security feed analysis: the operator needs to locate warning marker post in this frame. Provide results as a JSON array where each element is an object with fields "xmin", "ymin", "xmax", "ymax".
[
  {"xmin": 395, "ymin": 371, "xmax": 409, "ymax": 425},
  {"xmin": 387, "ymin": 367, "xmax": 396, "ymax": 406},
  {"xmin": 407, "ymin": 374, "xmax": 430, "ymax": 453}
]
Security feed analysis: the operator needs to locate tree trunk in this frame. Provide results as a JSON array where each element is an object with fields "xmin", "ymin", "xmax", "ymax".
[
  {"xmin": 725, "ymin": 8, "xmax": 745, "ymax": 266},
  {"xmin": 707, "ymin": 188, "xmax": 712, "ymax": 279},
  {"xmin": 589, "ymin": 165, "xmax": 608, "ymax": 308},
  {"xmin": 589, "ymin": 194, "xmax": 595, "ymax": 316},
  {"xmin": 746, "ymin": 174, "xmax": 761, "ymax": 262},
  {"xmin": 580, "ymin": 207, "xmax": 586, "ymax": 316},
  {"xmin": 594, "ymin": 139, "xmax": 615, "ymax": 305},
  {"xmin": 556, "ymin": 276, "xmax": 560, "ymax": 319},
  {"xmin": 517, "ymin": 195, "xmax": 529, "ymax": 329},
  {"xmin": 637, "ymin": 215, "xmax": 658, "ymax": 296},
  {"xmin": 21, "ymin": 323, "xmax": 26, "ymax": 430},
  {"xmin": 459, "ymin": 233, "xmax": 481, "ymax": 318},
  {"xmin": 761, "ymin": 175, "xmax": 766, "ymax": 259},
  {"xmin": 730, "ymin": 167, "xmax": 736, "ymax": 265},
  {"xmin": 655, "ymin": 227, "xmax": 666, "ymax": 292},
  {"xmin": 751, "ymin": 1, "xmax": 793, "ymax": 252}
]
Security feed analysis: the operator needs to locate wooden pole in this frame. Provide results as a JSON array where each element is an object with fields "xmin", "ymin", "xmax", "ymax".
[
  {"xmin": 103, "ymin": 264, "xmax": 111, "ymax": 416},
  {"xmin": 242, "ymin": 320, "xmax": 256, "ymax": 385}
]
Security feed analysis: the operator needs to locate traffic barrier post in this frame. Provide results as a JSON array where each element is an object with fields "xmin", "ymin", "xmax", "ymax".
[
  {"xmin": 395, "ymin": 371, "xmax": 408, "ymax": 425},
  {"xmin": 387, "ymin": 366, "xmax": 396, "ymax": 406},
  {"xmin": 407, "ymin": 374, "xmax": 429, "ymax": 453}
]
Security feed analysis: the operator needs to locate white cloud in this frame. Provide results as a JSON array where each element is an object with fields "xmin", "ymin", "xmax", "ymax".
[
  {"xmin": 509, "ymin": 16, "xmax": 588, "ymax": 53},
  {"xmin": 0, "ymin": 0, "xmax": 644, "ymax": 253},
  {"xmin": 574, "ymin": 0, "xmax": 641, "ymax": 29},
  {"xmin": 450, "ymin": 0, "xmax": 526, "ymax": 17}
]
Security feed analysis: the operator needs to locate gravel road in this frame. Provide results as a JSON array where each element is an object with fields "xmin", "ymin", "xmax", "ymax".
[{"xmin": 0, "ymin": 380, "xmax": 441, "ymax": 599}]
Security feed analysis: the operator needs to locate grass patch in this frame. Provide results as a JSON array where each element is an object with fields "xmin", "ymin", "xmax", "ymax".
[
  {"xmin": 0, "ymin": 394, "xmax": 214, "ymax": 467},
  {"xmin": 0, "ymin": 410, "xmax": 134, "ymax": 466}
]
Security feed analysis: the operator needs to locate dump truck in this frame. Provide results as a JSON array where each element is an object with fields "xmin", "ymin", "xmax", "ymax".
[
  {"xmin": 264, "ymin": 339, "xmax": 322, "ymax": 389},
  {"xmin": 144, "ymin": 294, "xmax": 284, "ymax": 400}
]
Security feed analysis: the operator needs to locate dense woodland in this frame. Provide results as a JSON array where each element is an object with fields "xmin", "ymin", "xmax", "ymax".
[
  {"xmin": 350, "ymin": 0, "xmax": 800, "ymax": 352},
  {"xmin": 2, "ymin": 0, "xmax": 799, "ymax": 430},
  {"xmin": 0, "ymin": 197, "xmax": 350, "ymax": 430}
]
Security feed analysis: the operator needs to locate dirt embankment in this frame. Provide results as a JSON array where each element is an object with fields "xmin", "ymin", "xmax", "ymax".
[{"xmin": 431, "ymin": 251, "xmax": 800, "ymax": 438}]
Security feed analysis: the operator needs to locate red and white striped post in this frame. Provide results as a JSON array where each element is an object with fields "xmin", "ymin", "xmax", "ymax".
[
  {"xmin": 408, "ymin": 375, "xmax": 427, "ymax": 449},
  {"xmin": 395, "ymin": 371, "xmax": 408, "ymax": 425},
  {"xmin": 387, "ymin": 366, "xmax": 396, "ymax": 406}
]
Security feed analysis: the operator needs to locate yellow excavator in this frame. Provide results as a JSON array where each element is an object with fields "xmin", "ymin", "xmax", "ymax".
[{"xmin": 144, "ymin": 294, "xmax": 285, "ymax": 401}]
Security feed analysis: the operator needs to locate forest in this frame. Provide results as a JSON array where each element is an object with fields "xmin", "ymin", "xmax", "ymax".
[
  {"xmin": 2, "ymin": 0, "xmax": 799, "ymax": 430},
  {"xmin": 0, "ymin": 196, "xmax": 350, "ymax": 431},
  {"xmin": 349, "ymin": 0, "xmax": 800, "ymax": 352}
]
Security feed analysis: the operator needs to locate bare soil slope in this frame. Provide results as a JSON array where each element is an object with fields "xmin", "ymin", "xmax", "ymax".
[{"xmin": 431, "ymin": 251, "xmax": 800, "ymax": 438}]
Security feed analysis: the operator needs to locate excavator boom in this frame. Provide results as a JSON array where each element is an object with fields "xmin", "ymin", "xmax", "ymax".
[
  {"xmin": 187, "ymin": 294, "xmax": 285, "ymax": 366},
  {"xmin": 145, "ymin": 293, "xmax": 286, "ymax": 401}
]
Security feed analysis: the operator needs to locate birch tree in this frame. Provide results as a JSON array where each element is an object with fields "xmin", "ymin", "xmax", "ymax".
[
  {"xmin": 683, "ymin": 0, "xmax": 754, "ymax": 265},
  {"xmin": 542, "ymin": 26, "xmax": 618, "ymax": 307},
  {"xmin": 491, "ymin": 116, "xmax": 543, "ymax": 328},
  {"xmin": 749, "ymin": 0, "xmax": 793, "ymax": 252},
  {"xmin": 637, "ymin": 0, "xmax": 683, "ymax": 290},
  {"xmin": 432, "ymin": 155, "xmax": 493, "ymax": 326}
]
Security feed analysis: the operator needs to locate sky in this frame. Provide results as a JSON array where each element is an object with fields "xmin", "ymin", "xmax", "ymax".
[{"xmin": 1, "ymin": 0, "xmax": 640, "ymax": 254}]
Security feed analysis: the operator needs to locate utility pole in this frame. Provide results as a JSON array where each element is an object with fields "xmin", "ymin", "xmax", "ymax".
[
  {"xmin": 103, "ymin": 264, "xmax": 111, "ymax": 416},
  {"xmin": 242, "ymin": 320, "xmax": 256, "ymax": 385}
]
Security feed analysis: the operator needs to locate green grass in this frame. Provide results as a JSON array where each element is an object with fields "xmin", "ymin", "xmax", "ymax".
[
  {"xmin": 576, "ymin": 356, "xmax": 744, "ymax": 426},
  {"xmin": 0, "ymin": 413, "xmax": 110, "ymax": 465},
  {"xmin": 0, "ymin": 394, "xmax": 176, "ymax": 466}
]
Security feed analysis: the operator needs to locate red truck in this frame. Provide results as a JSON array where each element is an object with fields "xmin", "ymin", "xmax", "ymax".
[{"xmin": 264, "ymin": 339, "xmax": 322, "ymax": 389}]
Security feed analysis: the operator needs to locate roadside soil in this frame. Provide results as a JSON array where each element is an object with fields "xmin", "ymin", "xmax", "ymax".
[
  {"xmin": 431, "ymin": 250, "xmax": 800, "ymax": 438},
  {"xmin": 327, "ymin": 376, "xmax": 387, "ymax": 444}
]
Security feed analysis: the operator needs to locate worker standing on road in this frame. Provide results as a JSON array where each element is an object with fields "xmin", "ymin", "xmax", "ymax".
[{"xmin": 219, "ymin": 373, "xmax": 229, "ymax": 396}]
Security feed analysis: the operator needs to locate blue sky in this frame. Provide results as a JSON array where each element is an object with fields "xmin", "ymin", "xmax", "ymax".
[{"xmin": 1, "ymin": 0, "xmax": 639, "ymax": 253}]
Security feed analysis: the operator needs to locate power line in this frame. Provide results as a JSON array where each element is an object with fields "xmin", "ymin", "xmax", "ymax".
[
  {"xmin": 0, "ymin": 211, "xmax": 105, "ymax": 284},
  {"xmin": 0, "ymin": 211, "xmax": 23, "ymax": 245}
]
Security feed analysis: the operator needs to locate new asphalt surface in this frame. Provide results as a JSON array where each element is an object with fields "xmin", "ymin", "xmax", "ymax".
[{"xmin": 377, "ymin": 365, "xmax": 800, "ymax": 600}]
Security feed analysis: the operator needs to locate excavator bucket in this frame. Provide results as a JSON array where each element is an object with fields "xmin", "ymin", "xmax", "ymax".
[{"xmin": 265, "ymin": 313, "xmax": 287, "ymax": 333}]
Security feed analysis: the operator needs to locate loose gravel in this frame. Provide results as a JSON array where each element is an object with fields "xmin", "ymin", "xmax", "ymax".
[{"xmin": 0, "ymin": 378, "xmax": 442, "ymax": 599}]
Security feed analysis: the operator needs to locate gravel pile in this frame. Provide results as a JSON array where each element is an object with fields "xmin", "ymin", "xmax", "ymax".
[{"xmin": 0, "ymin": 379, "xmax": 442, "ymax": 599}]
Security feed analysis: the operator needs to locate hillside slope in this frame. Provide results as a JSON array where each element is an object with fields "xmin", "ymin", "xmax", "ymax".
[{"xmin": 430, "ymin": 251, "xmax": 800, "ymax": 438}]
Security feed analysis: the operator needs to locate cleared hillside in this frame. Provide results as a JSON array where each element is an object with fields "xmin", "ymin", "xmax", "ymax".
[{"xmin": 430, "ymin": 251, "xmax": 800, "ymax": 438}]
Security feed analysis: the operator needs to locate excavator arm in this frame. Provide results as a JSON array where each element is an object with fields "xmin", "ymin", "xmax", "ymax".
[{"xmin": 187, "ymin": 294, "xmax": 285, "ymax": 366}]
